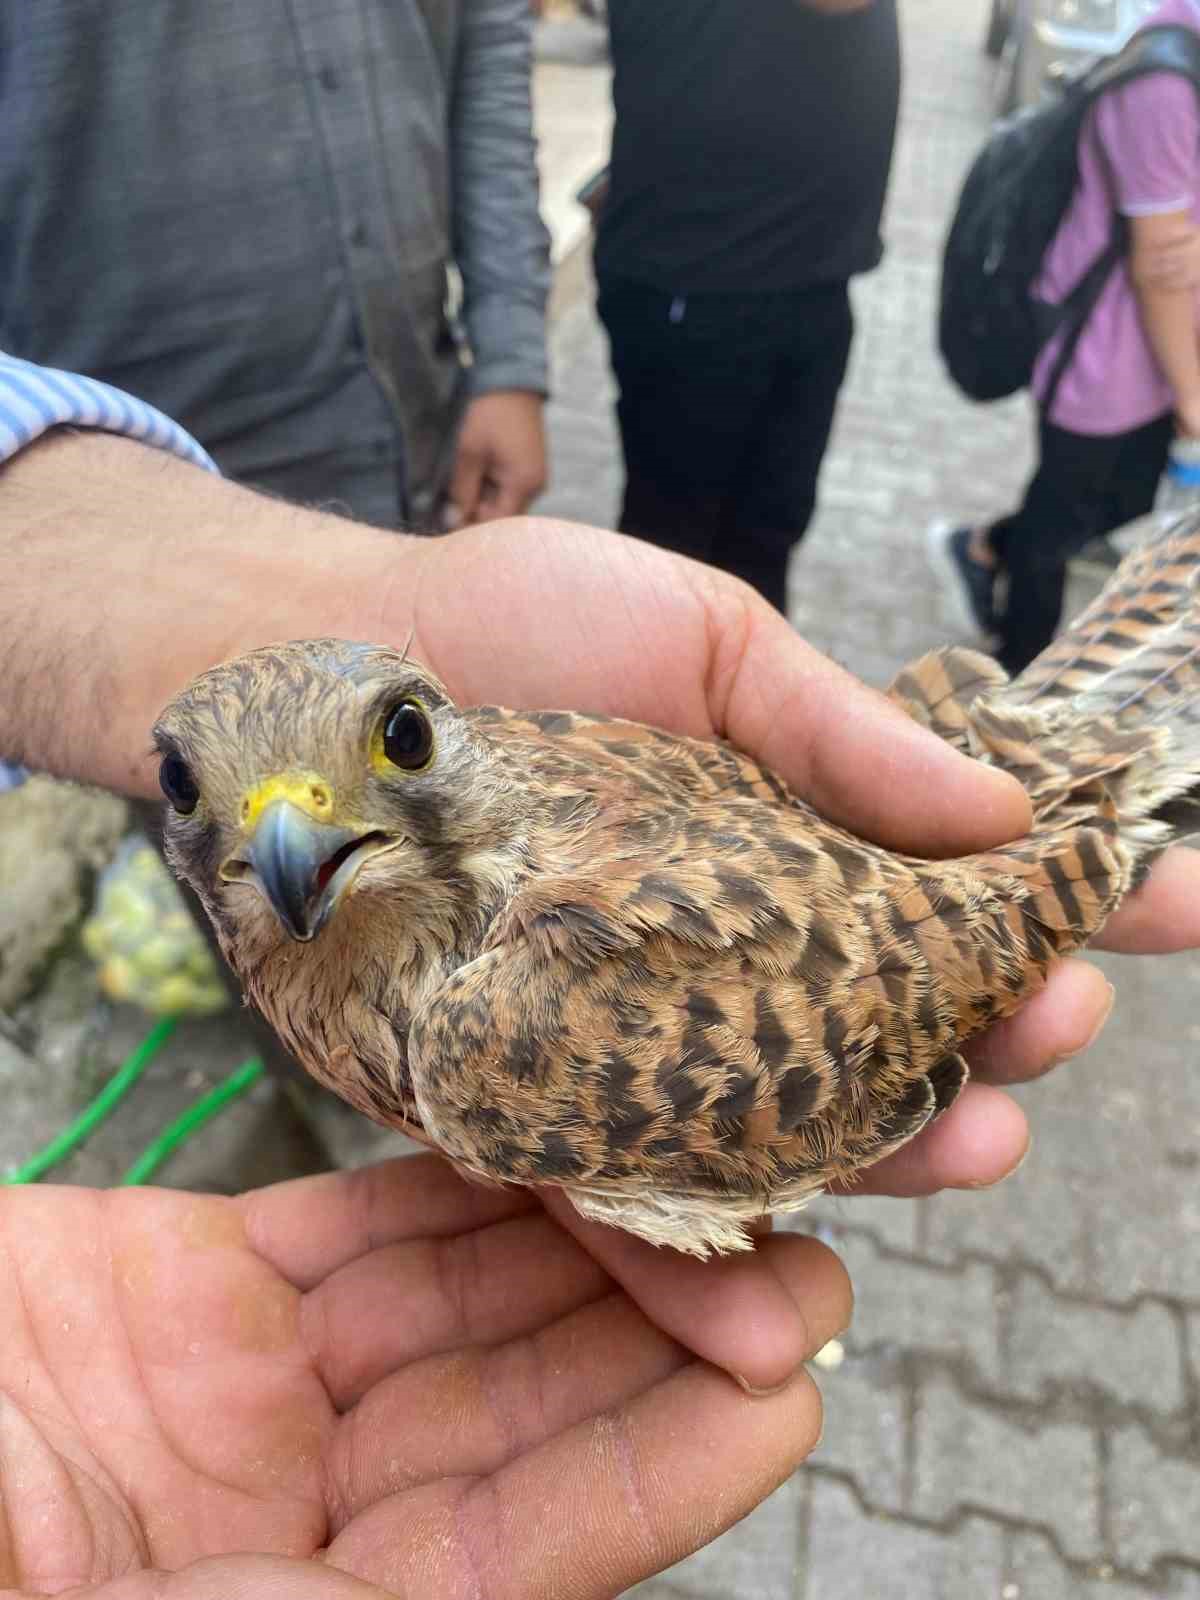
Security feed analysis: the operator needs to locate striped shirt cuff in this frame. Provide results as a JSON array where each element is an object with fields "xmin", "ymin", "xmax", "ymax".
[{"xmin": 0, "ymin": 352, "xmax": 218, "ymax": 474}]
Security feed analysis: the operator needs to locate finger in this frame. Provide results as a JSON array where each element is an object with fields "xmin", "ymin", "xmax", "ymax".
[
  {"xmin": 327, "ymin": 1293, "xmax": 683, "ymax": 1523},
  {"xmin": 475, "ymin": 463, "xmax": 537, "ymax": 522},
  {"xmin": 448, "ymin": 445, "xmax": 486, "ymax": 528},
  {"xmin": 239, "ymin": 1154, "xmax": 535, "ymax": 1291},
  {"xmin": 834, "ymin": 1082, "xmax": 1030, "ymax": 1198},
  {"xmin": 965, "ymin": 958, "xmax": 1113, "ymax": 1085},
  {"xmin": 325, "ymin": 1359, "xmax": 826, "ymax": 1600},
  {"xmin": 1092, "ymin": 845, "xmax": 1200, "ymax": 953},
  {"xmin": 326, "ymin": 1235, "xmax": 848, "ymax": 1525},
  {"xmin": 301, "ymin": 1211, "xmax": 610, "ymax": 1409},
  {"xmin": 710, "ymin": 600, "xmax": 1033, "ymax": 856},
  {"xmin": 477, "ymin": 482, "xmax": 528, "ymax": 521},
  {"xmin": 58, "ymin": 1556, "xmax": 393, "ymax": 1598},
  {"xmin": 542, "ymin": 1197, "xmax": 851, "ymax": 1393}
]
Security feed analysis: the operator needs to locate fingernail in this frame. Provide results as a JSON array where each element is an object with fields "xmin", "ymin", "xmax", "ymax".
[
  {"xmin": 957, "ymin": 1133, "xmax": 1033, "ymax": 1191},
  {"xmin": 732, "ymin": 1371, "xmax": 795, "ymax": 1398},
  {"xmin": 442, "ymin": 502, "xmax": 464, "ymax": 532},
  {"xmin": 1050, "ymin": 982, "xmax": 1115, "ymax": 1067}
]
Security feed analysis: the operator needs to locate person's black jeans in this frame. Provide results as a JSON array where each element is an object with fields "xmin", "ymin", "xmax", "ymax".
[
  {"xmin": 596, "ymin": 276, "xmax": 854, "ymax": 613},
  {"xmin": 989, "ymin": 410, "xmax": 1173, "ymax": 676}
]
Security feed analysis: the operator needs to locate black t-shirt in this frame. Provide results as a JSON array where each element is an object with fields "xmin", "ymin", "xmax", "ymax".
[{"xmin": 594, "ymin": 0, "xmax": 900, "ymax": 294}]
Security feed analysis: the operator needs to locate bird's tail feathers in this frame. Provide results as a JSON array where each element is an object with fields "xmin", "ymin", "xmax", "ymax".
[{"xmin": 893, "ymin": 511, "xmax": 1200, "ymax": 852}]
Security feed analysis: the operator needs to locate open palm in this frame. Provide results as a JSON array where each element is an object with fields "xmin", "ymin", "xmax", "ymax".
[{"xmin": 0, "ymin": 1153, "xmax": 849, "ymax": 1598}]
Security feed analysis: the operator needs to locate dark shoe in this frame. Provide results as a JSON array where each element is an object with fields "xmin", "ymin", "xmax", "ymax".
[{"xmin": 926, "ymin": 520, "xmax": 997, "ymax": 635}]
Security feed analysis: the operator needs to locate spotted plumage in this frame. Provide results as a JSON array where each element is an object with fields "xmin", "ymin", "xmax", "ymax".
[{"xmin": 155, "ymin": 519, "xmax": 1200, "ymax": 1254}]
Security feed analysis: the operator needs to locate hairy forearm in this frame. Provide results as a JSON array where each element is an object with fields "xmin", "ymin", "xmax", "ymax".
[
  {"xmin": 1135, "ymin": 278, "xmax": 1200, "ymax": 412},
  {"xmin": 0, "ymin": 431, "xmax": 426, "ymax": 798}
]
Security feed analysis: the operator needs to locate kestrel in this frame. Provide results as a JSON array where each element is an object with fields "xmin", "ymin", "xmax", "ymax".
[{"xmin": 155, "ymin": 527, "xmax": 1198, "ymax": 1255}]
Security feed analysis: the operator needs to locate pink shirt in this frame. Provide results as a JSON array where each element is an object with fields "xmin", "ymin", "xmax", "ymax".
[{"xmin": 1033, "ymin": 0, "xmax": 1200, "ymax": 434}]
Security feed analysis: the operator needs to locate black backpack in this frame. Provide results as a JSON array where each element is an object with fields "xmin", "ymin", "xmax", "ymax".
[{"xmin": 939, "ymin": 24, "xmax": 1200, "ymax": 408}]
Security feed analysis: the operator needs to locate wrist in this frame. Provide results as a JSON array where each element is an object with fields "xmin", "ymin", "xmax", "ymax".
[
  {"xmin": 466, "ymin": 388, "xmax": 545, "ymax": 411},
  {"xmin": 0, "ymin": 430, "xmax": 426, "ymax": 798}
]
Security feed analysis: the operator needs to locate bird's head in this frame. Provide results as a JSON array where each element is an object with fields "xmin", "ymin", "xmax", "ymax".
[{"xmin": 153, "ymin": 639, "xmax": 519, "ymax": 951}]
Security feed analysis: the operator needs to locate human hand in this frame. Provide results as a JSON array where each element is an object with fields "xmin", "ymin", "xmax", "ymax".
[
  {"xmin": 9, "ymin": 434, "xmax": 1198, "ymax": 1197},
  {"xmin": 0, "ymin": 1156, "xmax": 848, "ymax": 1596},
  {"xmin": 445, "ymin": 390, "xmax": 547, "ymax": 527}
]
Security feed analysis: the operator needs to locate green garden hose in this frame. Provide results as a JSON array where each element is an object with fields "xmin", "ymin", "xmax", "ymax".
[{"xmin": 3, "ymin": 1016, "xmax": 265, "ymax": 1187}]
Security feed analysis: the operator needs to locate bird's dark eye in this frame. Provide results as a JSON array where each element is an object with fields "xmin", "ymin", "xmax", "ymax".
[
  {"xmin": 382, "ymin": 700, "xmax": 434, "ymax": 772},
  {"xmin": 159, "ymin": 753, "xmax": 200, "ymax": 815}
]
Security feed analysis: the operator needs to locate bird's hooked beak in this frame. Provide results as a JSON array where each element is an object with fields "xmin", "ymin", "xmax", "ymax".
[{"xmin": 220, "ymin": 774, "xmax": 392, "ymax": 942}]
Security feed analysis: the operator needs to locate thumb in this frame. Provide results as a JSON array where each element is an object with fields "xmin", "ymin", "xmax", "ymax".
[{"xmin": 714, "ymin": 601, "xmax": 1033, "ymax": 856}]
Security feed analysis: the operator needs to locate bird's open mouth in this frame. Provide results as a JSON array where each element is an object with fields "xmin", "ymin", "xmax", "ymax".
[
  {"xmin": 314, "ymin": 832, "xmax": 389, "ymax": 895},
  {"xmin": 222, "ymin": 803, "xmax": 395, "ymax": 941}
]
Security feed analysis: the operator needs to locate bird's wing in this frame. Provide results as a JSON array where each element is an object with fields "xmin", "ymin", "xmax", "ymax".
[
  {"xmin": 408, "ymin": 829, "xmax": 970, "ymax": 1205},
  {"xmin": 887, "ymin": 646, "xmax": 1008, "ymax": 753},
  {"xmin": 467, "ymin": 705, "xmax": 793, "ymax": 804}
]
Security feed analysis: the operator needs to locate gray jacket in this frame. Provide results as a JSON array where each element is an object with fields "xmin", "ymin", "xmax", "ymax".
[{"xmin": 0, "ymin": 0, "xmax": 550, "ymax": 525}]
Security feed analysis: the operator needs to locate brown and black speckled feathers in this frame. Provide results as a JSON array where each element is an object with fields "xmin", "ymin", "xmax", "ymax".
[
  {"xmin": 409, "ymin": 526, "xmax": 1200, "ymax": 1246},
  {"xmin": 888, "ymin": 645, "xmax": 1008, "ymax": 752},
  {"xmin": 1009, "ymin": 516, "xmax": 1200, "ymax": 715},
  {"xmin": 900, "ymin": 516, "xmax": 1200, "ymax": 844},
  {"xmin": 156, "ymin": 514, "xmax": 1200, "ymax": 1254},
  {"xmin": 407, "ymin": 700, "xmax": 1123, "ymax": 1242}
]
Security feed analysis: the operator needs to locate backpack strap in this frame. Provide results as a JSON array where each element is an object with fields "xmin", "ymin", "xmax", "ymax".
[
  {"xmin": 1085, "ymin": 23, "xmax": 1200, "ymax": 99},
  {"xmin": 1038, "ymin": 223, "xmax": 1126, "ymax": 416}
]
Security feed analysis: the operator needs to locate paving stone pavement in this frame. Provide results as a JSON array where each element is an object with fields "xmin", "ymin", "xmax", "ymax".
[{"xmin": 535, "ymin": 0, "xmax": 1200, "ymax": 1594}]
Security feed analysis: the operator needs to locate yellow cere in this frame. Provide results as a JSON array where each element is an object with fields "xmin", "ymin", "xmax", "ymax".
[{"xmin": 239, "ymin": 772, "xmax": 336, "ymax": 832}]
